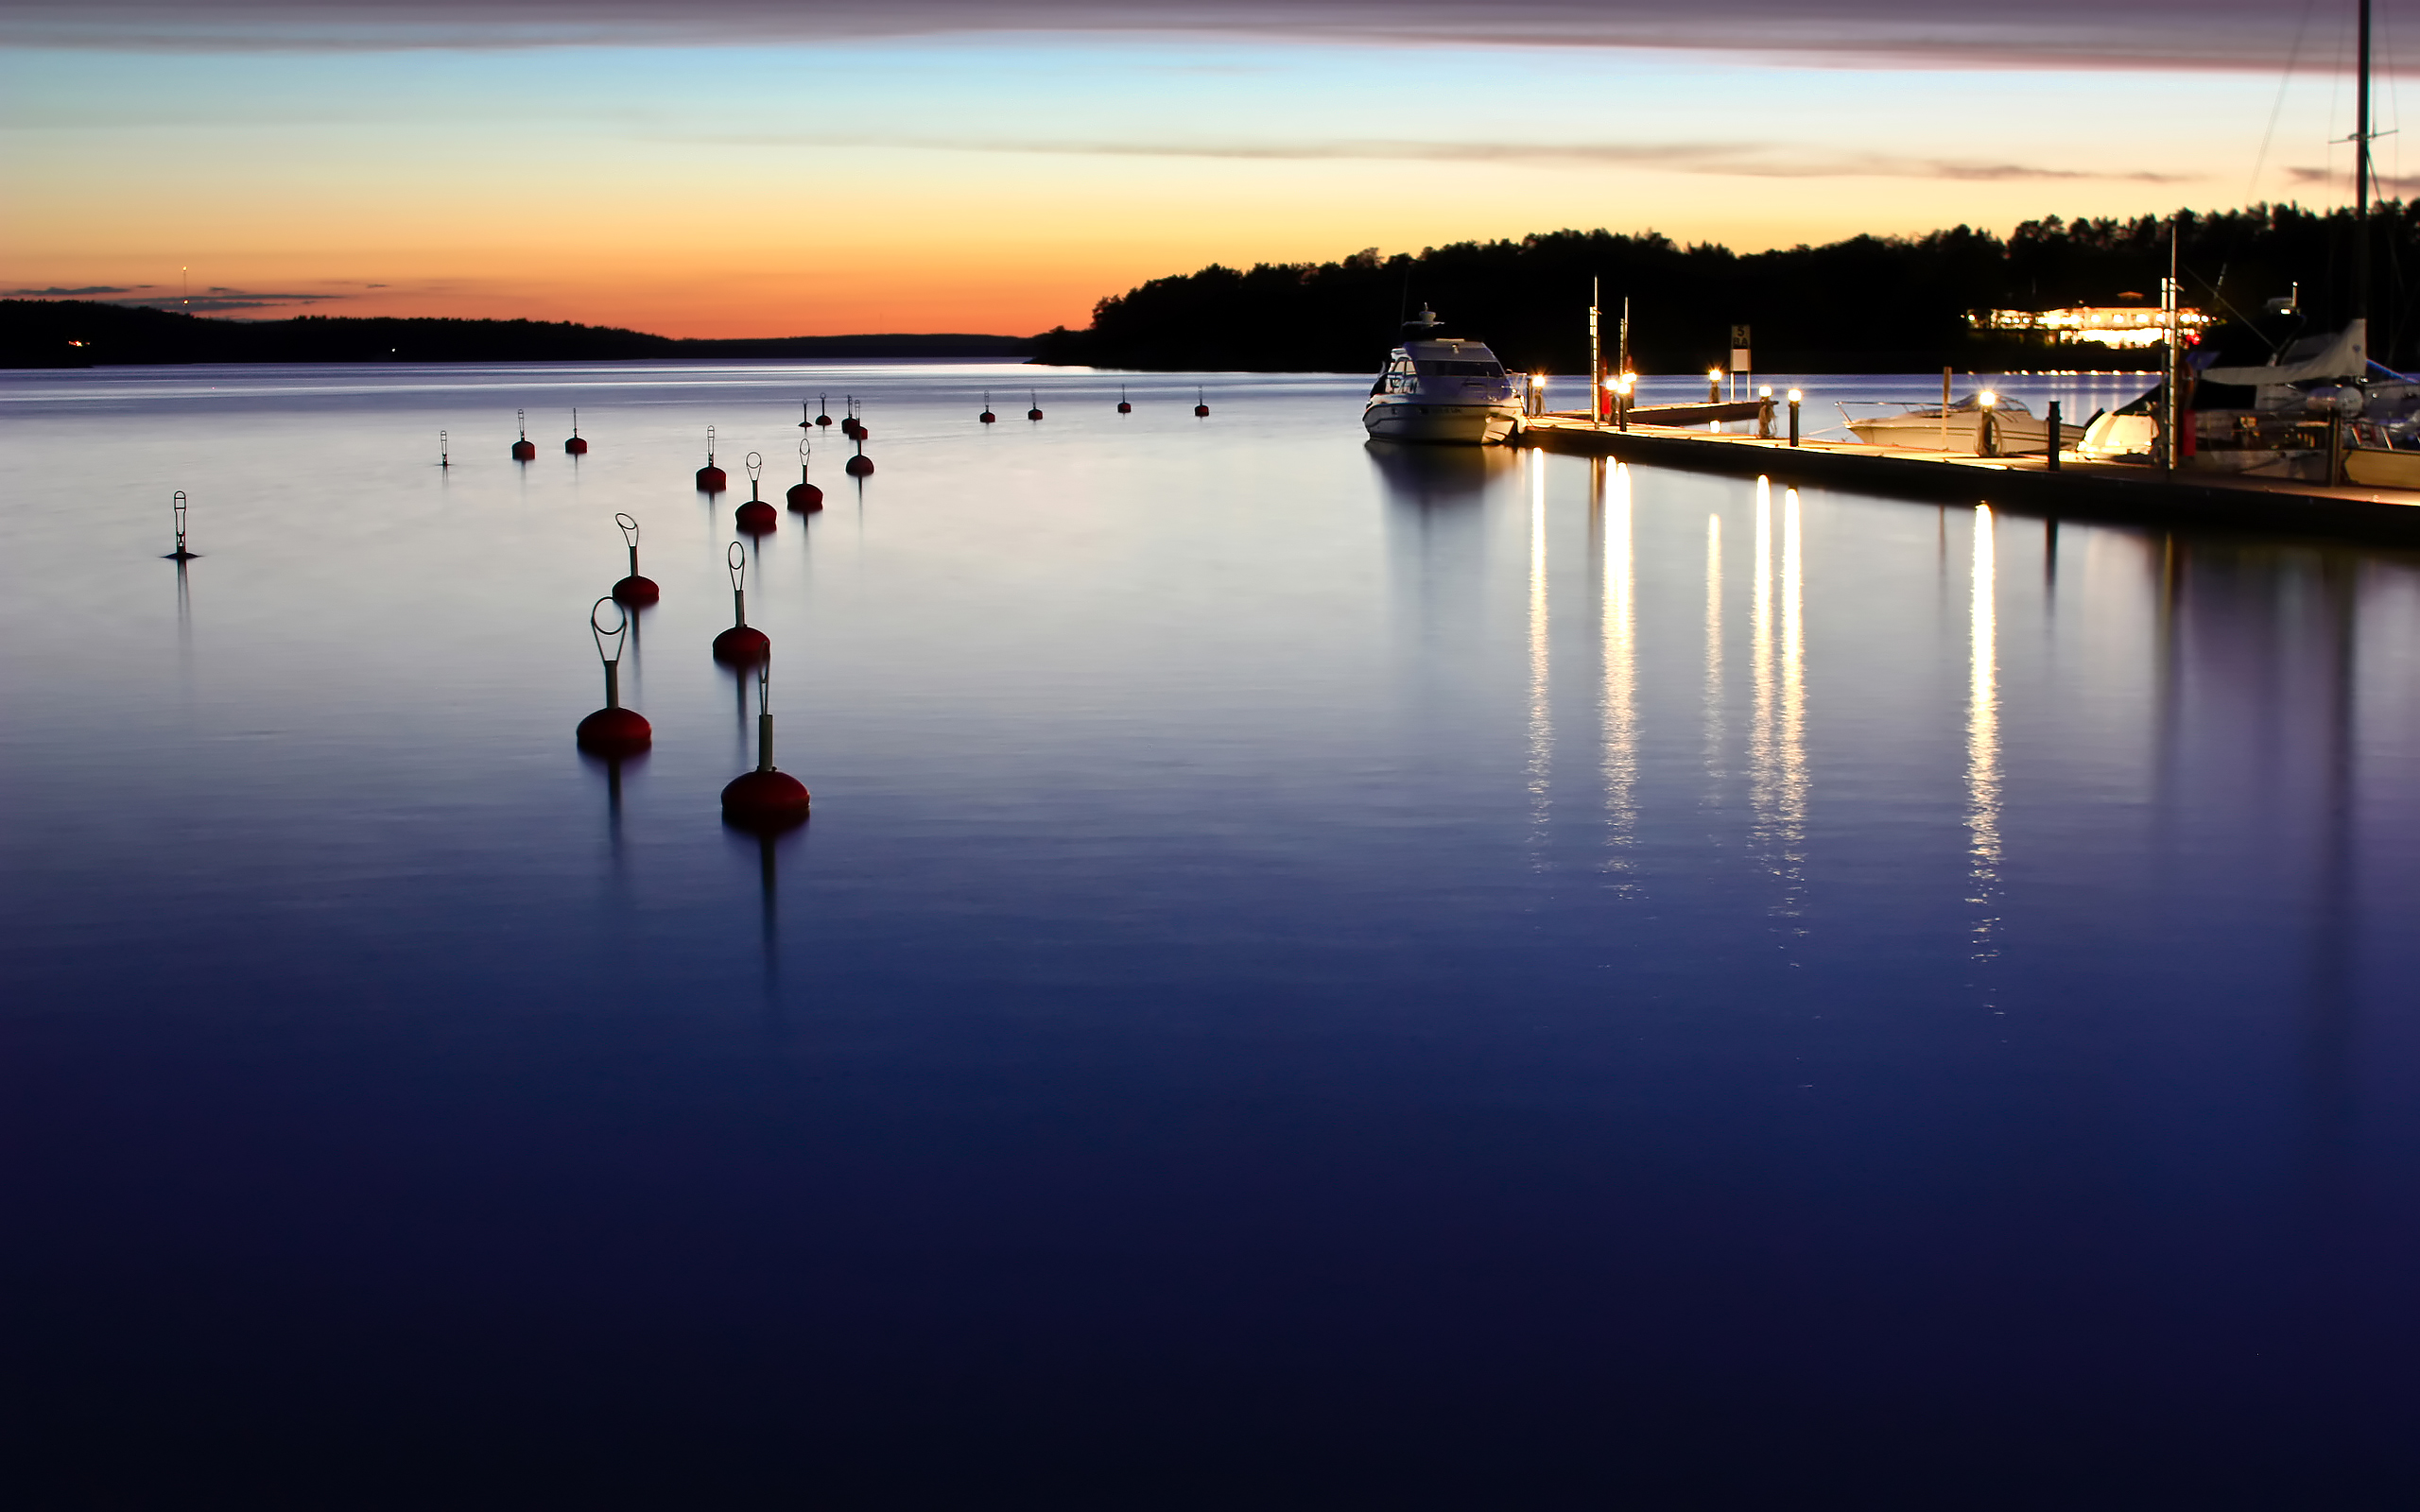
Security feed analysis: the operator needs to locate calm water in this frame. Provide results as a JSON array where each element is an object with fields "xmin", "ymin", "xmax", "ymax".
[{"xmin": 4, "ymin": 363, "xmax": 2416, "ymax": 1507}]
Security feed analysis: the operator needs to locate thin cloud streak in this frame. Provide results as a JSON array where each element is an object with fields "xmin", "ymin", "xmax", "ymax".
[
  {"xmin": 689, "ymin": 131, "xmax": 2190, "ymax": 182},
  {"xmin": 0, "ymin": 0, "xmax": 2381, "ymax": 72}
]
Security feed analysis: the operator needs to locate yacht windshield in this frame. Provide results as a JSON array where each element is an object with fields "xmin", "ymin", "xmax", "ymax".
[{"xmin": 1415, "ymin": 359, "xmax": 1505, "ymax": 378}]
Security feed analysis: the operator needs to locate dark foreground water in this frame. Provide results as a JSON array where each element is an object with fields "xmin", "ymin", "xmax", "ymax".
[{"xmin": 4, "ymin": 363, "xmax": 2416, "ymax": 1507}]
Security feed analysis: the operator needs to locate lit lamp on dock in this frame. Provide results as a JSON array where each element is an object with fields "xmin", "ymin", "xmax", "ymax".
[
  {"xmin": 1977, "ymin": 390, "xmax": 1997, "ymax": 457},
  {"xmin": 1707, "ymin": 369, "xmax": 1722, "ymax": 404},
  {"xmin": 1787, "ymin": 389, "xmax": 1802, "ymax": 447},
  {"xmin": 1757, "ymin": 386, "xmax": 1774, "ymax": 439},
  {"xmin": 1613, "ymin": 373, "xmax": 1634, "ymax": 431}
]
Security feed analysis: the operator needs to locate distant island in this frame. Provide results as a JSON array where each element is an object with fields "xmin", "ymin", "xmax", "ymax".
[
  {"xmin": 1031, "ymin": 202, "xmax": 2417, "ymax": 375},
  {"xmin": 11, "ymin": 202, "xmax": 2410, "ymax": 376},
  {"xmin": 0, "ymin": 302, "xmax": 1034, "ymax": 369}
]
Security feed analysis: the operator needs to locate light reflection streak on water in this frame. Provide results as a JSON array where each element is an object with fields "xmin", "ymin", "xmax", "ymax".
[
  {"xmin": 1749, "ymin": 478, "xmax": 1784, "ymax": 891},
  {"xmin": 1600, "ymin": 462, "xmax": 1636, "ymax": 871},
  {"xmin": 1776, "ymin": 488, "xmax": 1808, "ymax": 913},
  {"xmin": 1703, "ymin": 514, "xmax": 1724, "ymax": 794},
  {"xmin": 1528, "ymin": 453, "xmax": 1551, "ymax": 850},
  {"xmin": 1967, "ymin": 505, "xmax": 2002, "ymax": 962}
]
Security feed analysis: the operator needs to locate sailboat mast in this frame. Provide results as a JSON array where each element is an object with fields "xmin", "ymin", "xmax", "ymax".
[{"xmin": 2356, "ymin": 0, "xmax": 2372, "ymax": 323}]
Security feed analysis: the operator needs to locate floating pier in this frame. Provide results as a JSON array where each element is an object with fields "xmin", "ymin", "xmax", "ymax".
[{"xmin": 1516, "ymin": 415, "xmax": 2420, "ymax": 545}]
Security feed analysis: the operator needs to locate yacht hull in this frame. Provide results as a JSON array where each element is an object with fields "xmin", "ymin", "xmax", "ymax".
[
  {"xmin": 1362, "ymin": 400, "xmax": 1521, "ymax": 445},
  {"xmin": 1848, "ymin": 411, "xmax": 2059, "ymax": 454}
]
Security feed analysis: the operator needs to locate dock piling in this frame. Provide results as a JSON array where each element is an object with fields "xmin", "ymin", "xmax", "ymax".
[{"xmin": 1788, "ymin": 389, "xmax": 1802, "ymax": 447}]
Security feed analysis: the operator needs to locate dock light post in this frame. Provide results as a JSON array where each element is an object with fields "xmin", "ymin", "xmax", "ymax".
[
  {"xmin": 1977, "ymin": 390, "xmax": 1997, "ymax": 457},
  {"xmin": 1708, "ymin": 369, "xmax": 1723, "ymax": 404},
  {"xmin": 1614, "ymin": 374, "xmax": 1634, "ymax": 431},
  {"xmin": 1757, "ymin": 386, "xmax": 1774, "ymax": 439},
  {"xmin": 1787, "ymin": 389, "xmax": 1802, "ymax": 447}
]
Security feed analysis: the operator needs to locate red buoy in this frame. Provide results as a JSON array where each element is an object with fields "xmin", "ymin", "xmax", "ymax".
[
  {"xmin": 845, "ymin": 454, "xmax": 873, "ymax": 477},
  {"xmin": 721, "ymin": 660, "xmax": 809, "ymax": 831},
  {"xmin": 787, "ymin": 440, "xmax": 822, "ymax": 511},
  {"xmin": 722, "ymin": 766, "xmax": 809, "ymax": 830},
  {"xmin": 564, "ymin": 406, "xmax": 588, "ymax": 455},
  {"xmin": 576, "ymin": 599, "xmax": 652, "ymax": 755},
  {"xmin": 1116, "ymin": 386, "xmax": 1132, "ymax": 414},
  {"xmin": 979, "ymin": 389, "xmax": 996, "ymax": 424},
  {"xmin": 577, "ymin": 704, "xmax": 650, "ymax": 754},
  {"xmin": 511, "ymin": 407, "xmax": 536, "ymax": 460},
  {"xmin": 715, "ymin": 624, "xmax": 770, "ymax": 663},
  {"xmin": 697, "ymin": 423, "xmax": 727, "ymax": 492},
  {"xmin": 815, "ymin": 394, "xmax": 833, "ymax": 429},
  {"xmin": 1027, "ymin": 389, "xmax": 1043, "ymax": 421},
  {"xmin": 735, "ymin": 451, "xmax": 777, "ymax": 534},
  {"xmin": 611, "ymin": 512, "xmax": 659, "ymax": 605},
  {"xmin": 1194, "ymin": 387, "xmax": 1210, "ymax": 418},
  {"xmin": 712, "ymin": 541, "xmax": 770, "ymax": 665}
]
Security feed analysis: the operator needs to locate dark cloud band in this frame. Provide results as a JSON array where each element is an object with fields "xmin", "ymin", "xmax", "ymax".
[{"xmin": 0, "ymin": 1, "xmax": 2372, "ymax": 71}]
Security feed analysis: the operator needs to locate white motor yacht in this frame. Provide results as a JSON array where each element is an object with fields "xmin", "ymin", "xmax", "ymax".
[
  {"xmin": 1841, "ymin": 392, "xmax": 2068, "ymax": 455},
  {"xmin": 1364, "ymin": 307, "xmax": 1524, "ymax": 445}
]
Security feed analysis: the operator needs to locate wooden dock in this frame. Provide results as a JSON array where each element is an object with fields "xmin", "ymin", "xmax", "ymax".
[{"xmin": 1515, "ymin": 416, "xmax": 2420, "ymax": 546}]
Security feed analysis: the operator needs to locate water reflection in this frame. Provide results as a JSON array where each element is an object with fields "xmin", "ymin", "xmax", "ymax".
[
  {"xmin": 1363, "ymin": 438, "xmax": 1504, "ymax": 506},
  {"xmin": 1703, "ymin": 513, "xmax": 1724, "ymax": 798},
  {"xmin": 1966, "ymin": 507, "xmax": 2001, "ymax": 967},
  {"xmin": 1527, "ymin": 453, "xmax": 1551, "ymax": 852},
  {"xmin": 1748, "ymin": 481, "xmax": 1808, "ymax": 915},
  {"xmin": 1596, "ymin": 460, "xmax": 1637, "ymax": 877}
]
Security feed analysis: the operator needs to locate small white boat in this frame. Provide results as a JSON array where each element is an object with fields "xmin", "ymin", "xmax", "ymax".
[
  {"xmin": 1842, "ymin": 392, "xmax": 2067, "ymax": 455},
  {"xmin": 1363, "ymin": 307, "xmax": 1523, "ymax": 445}
]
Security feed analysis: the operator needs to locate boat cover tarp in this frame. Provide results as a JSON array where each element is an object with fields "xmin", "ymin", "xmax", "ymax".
[{"xmin": 2198, "ymin": 320, "xmax": 2365, "ymax": 387}]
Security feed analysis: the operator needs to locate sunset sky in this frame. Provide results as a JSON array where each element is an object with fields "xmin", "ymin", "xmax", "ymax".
[{"xmin": 2, "ymin": 2, "xmax": 2408, "ymax": 336}]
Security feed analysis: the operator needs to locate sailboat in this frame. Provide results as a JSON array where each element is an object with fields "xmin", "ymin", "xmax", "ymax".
[{"xmin": 2082, "ymin": 0, "xmax": 2420, "ymax": 484}]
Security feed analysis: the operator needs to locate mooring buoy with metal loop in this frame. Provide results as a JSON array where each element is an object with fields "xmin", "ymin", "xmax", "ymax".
[
  {"xmin": 1194, "ymin": 387, "xmax": 1210, "ymax": 418},
  {"xmin": 164, "ymin": 490, "xmax": 199, "ymax": 561},
  {"xmin": 611, "ymin": 512, "xmax": 659, "ymax": 605},
  {"xmin": 511, "ymin": 408, "xmax": 536, "ymax": 460},
  {"xmin": 815, "ymin": 394, "xmax": 832, "ymax": 430},
  {"xmin": 1027, "ymin": 390, "xmax": 1043, "ymax": 421},
  {"xmin": 697, "ymin": 425, "xmax": 727, "ymax": 492},
  {"xmin": 787, "ymin": 439, "xmax": 823, "ymax": 511},
  {"xmin": 979, "ymin": 390, "xmax": 996, "ymax": 424},
  {"xmin": 576, "ymin": 597, "xmax": 652, "ymax": 755},
  {"xmin": 1116, "ymin": 385, "xmax": 1131, "ymax": 414},
  {"xmin": 439, "ymin": 430, "xmax": 450, "ymax": 470},
  {"xmin": 721, "ymin": 655, "xmax": 810, "ymax": 831},
  {"xmin": 736, "ymin": 451, "xmax": 777, "ymax": 534},
  {"xmin": 712, "ymin": 541, "xmax": 770, "ymax": 665},
  {"xmin": 564, "ymin": 407, "xmax": 587, "ymax": 455}
]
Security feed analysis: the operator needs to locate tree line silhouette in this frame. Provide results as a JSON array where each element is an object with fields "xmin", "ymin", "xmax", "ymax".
[
  {"xmin": 0, "ymin": 303, "xmax": 1031, "ymax": 369},
  {"xmin": 1030, "ymin": 202, "xmax": 2420, "ymax": 374}
]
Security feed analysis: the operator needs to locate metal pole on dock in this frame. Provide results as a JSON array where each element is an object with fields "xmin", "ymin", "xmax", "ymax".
[
  {"xmin": 2357, "ymin": 0, "xmax": 2373, "ymax": 328},
  {"xmin": 1589, "ymin": 280, "xmax": 1603, "ymax": 424},
  {"xmin": 1787, "ymin": 389, "xmax": 1801, "ymax": 447},
  {"xmin": 2161, "ymin": 218, "xmax": 2180, "ymax": 475},
  {"xmin": 2047, "ymin": 400, "xmax": 2062, "ymax": 472},
  {"xmin": 1940, "ymin": 368, "xmax": 1952, "ymax": 452}
]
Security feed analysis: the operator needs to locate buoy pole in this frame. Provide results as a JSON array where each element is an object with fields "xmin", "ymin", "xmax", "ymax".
[
  {"xmin": 440, "ymin": 430, "xmax": 450, "ymax": 469},
  {"xmin": 720, "ymin": 651, "xmax": 811, "ymax": 830},
  {"xmin": 164, "ymin": 490, "xmax": 199, "ymax": 560},
  {"xmin": 613, "ymin": 512, "xmax": 659, "ymax": 604},
  {"xmin": 577, "ymin": 597, "xmax": 652, "ymax": 754},
  {"xmin": 712, "ymin": 541, "xmax": 771, "ymax": 663}
]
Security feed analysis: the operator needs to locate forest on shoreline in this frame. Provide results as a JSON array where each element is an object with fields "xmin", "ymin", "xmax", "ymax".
[
  {"xmin": 1032, "ymin": 202, "xmax": 2420, "ymax": 374},
  {"xmin": 10, "ymin": 202, "xmax": 2414, "ymax": 374}
]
